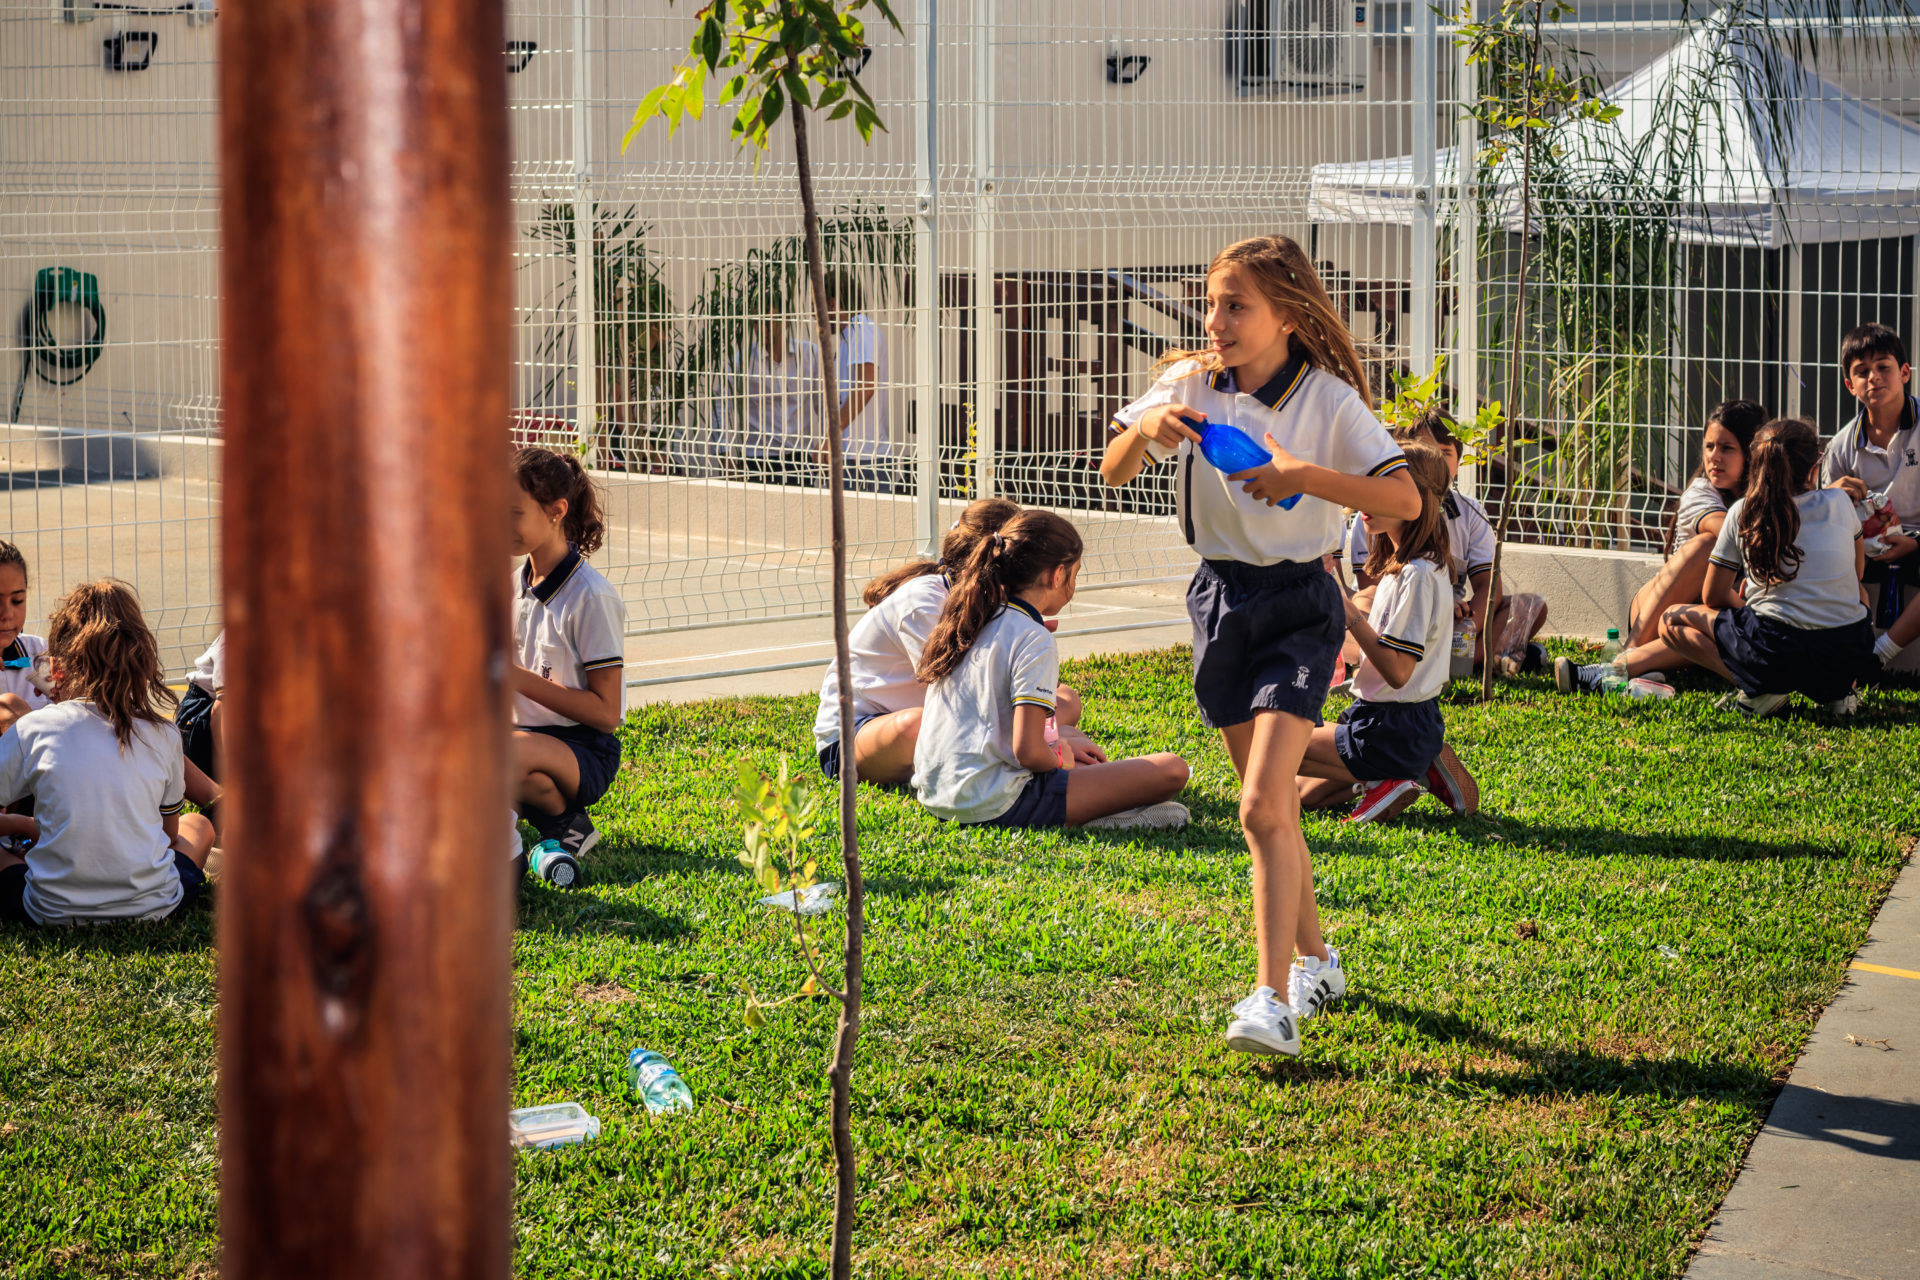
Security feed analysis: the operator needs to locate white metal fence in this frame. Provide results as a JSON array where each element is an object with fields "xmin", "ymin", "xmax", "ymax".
[{"xmin": 5, "ymin": 0, "xmax": 1919, "ymax": 676}]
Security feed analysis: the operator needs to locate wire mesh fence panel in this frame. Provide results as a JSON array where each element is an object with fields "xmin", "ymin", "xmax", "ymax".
[{"xmin": 7, "ymin": 0, "xmax": 1920, "ymax": 675}]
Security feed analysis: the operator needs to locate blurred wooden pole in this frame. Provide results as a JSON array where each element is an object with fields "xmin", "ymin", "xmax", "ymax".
[{"xmin": 216, "ymin": 1, "xmax": 512, "ymax": 1276}]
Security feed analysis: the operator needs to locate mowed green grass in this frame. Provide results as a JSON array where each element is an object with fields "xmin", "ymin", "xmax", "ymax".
[{"xmin": 2, "ymin": 644, "xmax": 1913, "ymax": 1279}]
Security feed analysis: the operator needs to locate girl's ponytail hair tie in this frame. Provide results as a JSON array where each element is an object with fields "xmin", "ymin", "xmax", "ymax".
[{"xmin": 990, "ymin": 533, "xmax": 1006, "ymax": 553}]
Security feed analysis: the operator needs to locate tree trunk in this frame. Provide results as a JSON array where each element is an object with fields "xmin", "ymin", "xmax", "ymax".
[
  {"xmin": 217, "ymin": 0, "xmax": 513, "ymax": 1276},
  {"xmin": 1481, "ymin": 4, "xmax": 1543, "ymax": 701},
  {"xmin": 788, "ymin": 103, "xmax": 865, "ymax": 1280}
]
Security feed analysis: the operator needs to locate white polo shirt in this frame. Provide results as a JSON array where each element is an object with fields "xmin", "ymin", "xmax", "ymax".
[
  {"xmin": 1353, "ymin": 557, "xmax": 1453, "ymax": 705},
  {"xmin": 1672, "ymin": 478, "xmax": 1734, "ymax": 551},
  {"xmin": 0, "ymin": 634, "xmax": 49, "ymax": 713},
  {"xmin": 1113, "ymin": 358, "xmax": 1406, "ymax": 566},
  {"xmin": 1337, "ymin": 487, "xmax": 1494, "ymax": 602},
  {"xmin": 837, "ymin": 314, "xmax": 894, "ymax": 462},
  {"xmin": 911, "ymin": 600, "xmax": 1059, "ymax": 824},
  {"xmin": 1821, "ymin": 396, "xmax": 1920, "ymax": 527},
  {"xmin": 512, "ymin": 548, "xmax": 627, "ymax": 729},
  {"xmin": 1710, "ymin": 490, "xmax": 1867, "ymax": 631},
  {"xmin": 813, "ymin": 571, "xmax": 947, "ymax": 752},
  {"xmin": 726, "ymin": 337, "xmax": 825, "ymax": 458},
  {"xmin": 0, "ymin": 701, "xmax": 188, "ymax": 925},
  {"xmin": 186, "ymin": 630, "xmax": 226, "ymax": 697}
]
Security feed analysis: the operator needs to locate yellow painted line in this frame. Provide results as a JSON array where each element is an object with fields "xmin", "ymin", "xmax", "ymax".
[{"xmin": 1851, "ymin": 961, "xmax": 1920, "ymax": 982}]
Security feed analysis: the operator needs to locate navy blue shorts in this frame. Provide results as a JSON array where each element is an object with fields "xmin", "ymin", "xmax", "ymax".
[
  {"xmin": 0, "ymin": 849, "xmax": 205, "ymax": 925},
  {"xmin": 521, "ymin": 723, "xmax": 623, "ymax": 809},
  {"xmin": 1713, "ymin": 607, "xmax": 1873, "ymax": 703},
  {"xmin": 978, "ymin": 768, "xmax": 1070, "ymax": 829},
  {"xmin": 1335, "ymin": 698, "xmax": 1445, "ymax": 783},
  {"xmin": 1188, "ymin": 558, "xmax": 1343, "ymax": 729},
  {"xmin": 817, "ymin": 713, "xmax": 882, "ymax": 780},
  {"xmin": 177, "ymin": 683, "xmax": 217, "ymax": 782}
]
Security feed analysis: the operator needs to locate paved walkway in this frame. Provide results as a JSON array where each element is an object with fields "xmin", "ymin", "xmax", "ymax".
[{"xmin": 1687, "ymin": 853, "xmax": 1920, "ymax": 1280}]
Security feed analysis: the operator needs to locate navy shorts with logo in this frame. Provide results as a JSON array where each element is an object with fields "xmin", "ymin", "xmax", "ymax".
[
  {"xmin": 0, "ymin": 850, "xmax": 206, "ymax": 925},
  {"xmin": 522, "ymin": 722, "xmax": 623, "ymax": 809},
  {"xmin": 1335, "ymin": 698, "xmax": 1445, "ymax": 783},
  {"xmin": 1713, "ymin": 607, "xmax": 1873, "ymax": 703},
  {"xmin": 1188, "ymin": 558, "xmax": 1344, "ymax": 729},
  {"xmin": 977, "ymin": 767, "xmax": 1071, "ymax": 830}
]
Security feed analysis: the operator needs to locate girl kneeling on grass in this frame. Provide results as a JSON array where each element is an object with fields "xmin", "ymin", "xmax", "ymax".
[
  {"xmin": 1099, "ymin": 234, "xmax": 1422, "ymax": 1059},
  {"xmin": 509, "ymin": 447, "xmax": 627, "ymax": 876},
  {"xmin": 0, "ymin": 580, "xmax": 216, "ymax": 926},
  {"xmin": 1299, "ymin": 445, "xmax": 1478, "ymax": 825},
  {"xmin": 909, "ymin": 510, "xmax": 1190, "ymax": 830},
  {"xmin": 814, "ymin": 497, "xmax": 1096, "ymax": 784},
  {"xmin": 1660, "ymin": 419, "xmax": 1874, "ymax": 718}
]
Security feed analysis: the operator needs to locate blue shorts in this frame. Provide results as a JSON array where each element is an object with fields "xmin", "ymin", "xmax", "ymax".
[
  {"xmin": 0, "ymin": 849, "xmax": 206, "ymax": 925},
  {"xmin": 1335, "ymin": 698, "xmax": 1445, "ymax": 783},
  {"xmin": 521, "ymin": 723, "xmax": 623, "ymax": 809},
  {"xmin": 1188, "ymin": 558, "xmax": 1343, "ymax": 729},
  {"xmin": 1713, "ymin": 607, "xmax": 1873, "ymax": 703},
  {"xmin": 817, "ymin": 714, "xmax": 882, "ymax": 780},
  {"xmin": 177, "ymin": 683, "xmax": 218, "ymax": 782},
  {"xmin": 977, "ymin": 768, "xmax": 1070, "ymax": 830}
]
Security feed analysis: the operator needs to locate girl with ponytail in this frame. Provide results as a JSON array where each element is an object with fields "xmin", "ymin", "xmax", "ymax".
[
  {"xmin": 509, "ymin": 446, "xmax": 627, "ymax": 880},
  {"xmin": 1099, "ymin": 235, "xmax": 1421, "ymax": 1060},
  {"xmin": 909, "ymin": 510, "xmax": 1189, "ymax": 830},
  {"xmin": 1660, "ymin": 419, "xmax": 1874, "ymax": 717}
]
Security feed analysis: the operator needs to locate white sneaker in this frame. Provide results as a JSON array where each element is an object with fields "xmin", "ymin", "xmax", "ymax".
[
  {"xmin": 1287, "ymin": 948, "xmax": 1348, "ymax": 1021},
  {"xmin": 1825, "ymin": 692, "xmax": 1860, "ymax": 717},
  {"xmin": 1081, "ymin": 801, "xmax": 1190, "ymax": 831},
  {"xmin": 1718, "ymin": 690, "xmax": 1789, "ymax": 719},
  {"xmin": 1225, "ymin": 985, "xmax": 1300, "ymax": 1057}
]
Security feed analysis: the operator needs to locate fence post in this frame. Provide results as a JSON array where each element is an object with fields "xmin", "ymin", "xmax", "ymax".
[
  {"xmin": 971, "ymin": 0, "xmax": 996, "ymax": 499},
  {"xmin": 1454, "ymin": 19, "xmax": 1481, "ymax": 501},
  {"xmin": 216, "ymin": 0, "xmax": 513, "ymax": 1275},
  {"xmin": 573, "ymin": 0, "xmax": 598, "ymax": 461},
  {"xmin": 1409, "ymin": 0, "xmax": 1437, "ymax": 380},
  {"xmin": 914, "ymin": 0, "xmax": 941, "ymax": 555}
]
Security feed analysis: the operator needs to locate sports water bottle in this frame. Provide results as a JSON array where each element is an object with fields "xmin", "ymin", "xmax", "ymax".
[
  {"xmin": 1598, "ymin": 627, "xmax": 1624, "ymax": 661},
  {"xmin": 626, "ymin": 1048, "xmax": 694, "ymax": 1115},
  {"xmin": 1180, "ymin": 414, "xmax": 1302, "ymax": 509},
  {"xmin": 528, "ymin": 839, "xmax": 580, "ymax": 889}
]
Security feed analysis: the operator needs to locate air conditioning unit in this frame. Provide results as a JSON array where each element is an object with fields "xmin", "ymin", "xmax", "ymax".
[{"xmin": 1228, "ymin": 0, "xmax": 1370, "ymax": 97}]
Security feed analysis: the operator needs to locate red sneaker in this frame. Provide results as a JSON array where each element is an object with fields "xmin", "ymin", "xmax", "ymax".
[
  {"xmin": 1423, "ymin": 743, "xmax": 1479, "ymax": 816},
  {"xmin": 1347, "ymin": 778, "xmax": 1421, "ymax": 824}
]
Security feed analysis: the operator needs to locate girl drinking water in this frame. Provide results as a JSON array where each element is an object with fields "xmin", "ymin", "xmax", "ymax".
[
  {"xmin": 1100, "ymin": 234, "xmax": 1420, "ymax": 1058},
  {"xmin": 910, "ymin": 510, "xmax": 1189, "ymax": 829}
]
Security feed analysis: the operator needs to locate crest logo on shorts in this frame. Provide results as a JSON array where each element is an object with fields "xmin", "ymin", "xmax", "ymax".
[{"xmin": 1294, "ymin": 665, "xmax": 1311, "ymax": 689}]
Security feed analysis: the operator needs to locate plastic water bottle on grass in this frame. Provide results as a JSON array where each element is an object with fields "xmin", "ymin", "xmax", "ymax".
[
  {"xmin": 1599, "ymin": 627, "xmax": 1624, "ymax": 661},
  {"xmin": 627, "ymin": 1048, "xmax": 694, "ymax": 1114}
]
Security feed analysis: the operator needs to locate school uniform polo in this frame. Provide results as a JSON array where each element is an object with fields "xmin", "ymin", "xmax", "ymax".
[
  {"xmin": 1672, "ymin": 478, "xmax": 1735, "ymax": 550},
  {"xmin": 1821, "ymin": 395, "xmax": 1920, "ymax": 526},
  {"xmin": 1335, "ymin": 558, "xmax": 1452, "ymax": 782},
  {"xmin": 1338, "ymin": 487, "xmax": 1494, "ymax": 602},
  {"xmin": 1113, "ymin": 357, "xmax": 1407, "ymax": 566},
  {"xmin": 0, "ymin": 635, "xmax": 49, "ymax": 712},
  {"xmin": 513, "ymin": 547, "xmax": 627, "ymax": 729},
  {"xmin": 813, "ymin": 571, "xmax": 946, "ymax": 770},
  {"xmin": 727, "ymin": 337, "xmax": 824, "ymax": 461},
  {"xmin": 910, "ymin": 600, "xmax": 1060, "ymax": 825}
]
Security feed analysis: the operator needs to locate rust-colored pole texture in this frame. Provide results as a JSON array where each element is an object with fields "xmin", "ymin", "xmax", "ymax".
[{"xmin": 216, "ymin": 1, "xmax": 513, "ymax": 1277}]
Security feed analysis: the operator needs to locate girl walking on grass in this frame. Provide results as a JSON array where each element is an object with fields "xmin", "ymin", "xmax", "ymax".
[
  {"xmin": 1099, "ymin": 235, "xmax": 1421, "ymax": 1058},
  {"xmin": 909, "ymin": 510, "xmax": 1189, "ymax": 830},
  {"xmin": 1661, "ymin": 418, "xmax": 1874, "ymax": 718},
  {"xmin": 0, "ymin": 580, "xmax": 215, "ymax": 925}
]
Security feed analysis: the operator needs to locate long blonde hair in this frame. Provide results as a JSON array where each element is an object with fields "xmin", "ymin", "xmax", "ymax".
[{"xmin": 1153, "ymin": 236, "xmax": 1373, "ymax": 408}]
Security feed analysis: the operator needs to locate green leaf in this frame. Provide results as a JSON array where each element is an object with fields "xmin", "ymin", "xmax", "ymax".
[
  {"xmin": 699, "ymin": 15, "xmax": 723, "ymax": 69},
  {"xmin": 761, "ymin": 82, "xmax": 785, "ymax": 129},
  {"xmin": 720, "ymin": 73, "xmax": 747, "ymax": 105}
]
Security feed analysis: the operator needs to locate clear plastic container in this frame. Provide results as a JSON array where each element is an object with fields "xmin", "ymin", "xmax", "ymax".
[
  {"xmin": 1598, "ymin": 627, "xmax": 1624, "ymax": 661},
  {"xmin": 627, "ymin": 1049, "xmax": 695, "ymax": 1115},
  {"xmin": 510, "ymin": 1102, "xmax": 601, "ymax": 1149},
  {"xmin": 1626, "ymin": 677, "xmax": 1677, "ymax": 700}
]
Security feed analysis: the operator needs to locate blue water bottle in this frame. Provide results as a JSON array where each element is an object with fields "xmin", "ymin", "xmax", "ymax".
[
  {"xmin": 626, "ymin": 1048, "xmax": 694, "ymax": 1114},
  {"xmin": 1181, "ymin": 414, "xmax": 1301, "ymax": 509}
]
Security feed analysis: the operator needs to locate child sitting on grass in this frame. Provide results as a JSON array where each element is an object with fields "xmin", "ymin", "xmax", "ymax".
[
  {"xmin": 1661, "ymin": 419, "xmax": 1873, "ymax": 717},
  {"xmin": 910, "ymin": 510, "xmax": 1189, "ymax": 830},
  {"xmin": 1557, "ymin": 399, "xmax": 1766, "ymax": 694},
  {"xmin": 1300, "ymin": 446, "xmax": 1477, "ymax": 823},
  {"xmin": 0, "ymin": 580, "xmax": 216, "ymax": 926},
  {"xmin": 0, "ymin": 540, "xmax": 49, "ymax": 735},
  {"xmin": 814, "ymin": 497, "xmax": 1096, "ymax": 784}
]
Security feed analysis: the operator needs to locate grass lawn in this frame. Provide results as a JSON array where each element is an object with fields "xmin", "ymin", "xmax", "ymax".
[{"xmin": 2, "ymin": 643, "xmax": 1914, "ymax": 1278}]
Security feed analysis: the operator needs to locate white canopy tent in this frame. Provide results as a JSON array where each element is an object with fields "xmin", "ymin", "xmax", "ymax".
[{"xmin": 1306, "ymin": 21, "xmax": 1920, "ymax": 248}]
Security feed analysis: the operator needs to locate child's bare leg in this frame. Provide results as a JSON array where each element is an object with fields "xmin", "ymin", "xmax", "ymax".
[
  {"xmin": 1223, "ymin": 711, "xmax": 1327, "ymax": 988},
  {"xmin": 1054, "ymin": 684, "xmax": 1084, "ymax": 728},
  {"xmin": 172, "ymin": 813, "xmax": 217, "ymax": 868},
  {"xmin": 206, "ymin": 696, "xmax": 224, "ymax": 776},
  {"xmin": 1293, "ymin": 724, "xmax": 1360, "ymax": 808},
  {"xmin": 850, "ymin": 707, "xmax": 921, "ymax": 785},
  {"xmin": 1617, "ymin": 637, "xmax": 1693, "ymax": 677},
  {"xmin": 1061, "ymin": 753, "xmax": 1188, "ymax": 825},
  {"xmin": 0, "ymin": 813, "xmax": 36, "ymax": 844},
  {"xmin": 1659, "ymin": 604, "xmax": 1738, "ymax": 684},
  {"xmin": 1630, "ymin": 535, "xmax": 1715, "ymax": 646},
  {"xmin": 512, "ymin": 730, "xmax": 580, "ymax": 819},
  {"xmin": 0, "ymin": 692, "xmax": 29, "ymax": 735}
]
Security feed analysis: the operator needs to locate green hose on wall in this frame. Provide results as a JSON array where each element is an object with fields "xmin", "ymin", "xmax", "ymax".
[{"xmin": 9, "ymin": 266, "xmax": 106, "ymax": 425}]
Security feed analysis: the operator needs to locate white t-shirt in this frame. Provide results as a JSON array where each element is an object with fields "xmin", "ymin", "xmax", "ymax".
[
  {"xmin": 1709, "ymin": 489, "xmax": 1867, "ymax": 631},
  {"xmin": 0, "ymin": 701, "xmax": 187, "ymax": 925},
  {"xmin": 1821, "ymin": 396, "xmax": 1920, "ymax": 527},
  {"xmin": 813, "ymin": 571, "xmax": 946, "ymax": 752},
  {"xmin": 911, "ymin": 601, "xmax": 1059, "ymax": 823},
  {"xmin": 512, "ymin": 549, "xmax": 627, "ymax": 729},
  {"xmin": 1672, "ymin": 478, "xmax": 1734, "ymax": 553},
  {"xmin": 1337, "ymin": 488, "xmax": 1494, "ymax": 602},
  {"xmin": 1352, "ymin": 557, "xmax": 1453, "ymax": 705},
  {"xmin": 726, "ymin": 337, "xmax": 824, "ymax": 458},
  {"xmin": 1113, "ymin": 359, "xmax": 1406, "ymax": 565},
  {"xmin": 0, "ymin": 634, "xmax": 49, "ymax": 713},
  {"xmin": 836, "ymin": 314, "xmax": 893, "ymax": 461},
  {"xmin": 187, "ymin": 631, "xmax": 226, "ymax": 697}
]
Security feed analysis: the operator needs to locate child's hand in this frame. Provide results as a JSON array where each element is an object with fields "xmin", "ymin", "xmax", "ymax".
[
  {"xmin": 1454, "ymin": 600, "xmax": 1473, "ymax": 621},
  {"xmin": 1069, "ymin": 739, "xmax": 1107, "ymax": 766},
  {"xmin": 1229, "ymin": 434, "xmax": 1308, "ymax": 506},
  {"xmin": 1873, "ymin": 532, "xmax": 1917, "ymax": 561},
  {"xmin": 1341, "ymin": 593, "xmax": 1369, "ymax": 632},
  {"xmin": 1139, "ymin": 404, "xmax": 1205, "ymax": 449},
  {"xmin": 1830, "ymin": 475, "xmax": 1869, "ymax": 501}
]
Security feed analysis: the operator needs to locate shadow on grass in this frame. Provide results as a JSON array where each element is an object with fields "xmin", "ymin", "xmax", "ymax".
[
  {"xmin": 0, "ymin": 905, "xmax": 215, "ymax": 955},
  {"xmin": 516, "ymin": 893, "xmax": 692, "ymax": 943},
  {"xmin": 1456, "ymin": 815, "xmax": 1850, "ymax": 863}
]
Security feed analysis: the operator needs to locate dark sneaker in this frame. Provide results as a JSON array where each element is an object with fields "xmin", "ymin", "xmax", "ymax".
[
  {"xmin": 549, "ymin": 809, "xmax": 601, "ymax": 860},
  {"xmin": 1554, "ymin": 656, "xmax": 1614, "ymax": 693},
  {"xmin": 1520, "ymin": 641, "xmax": 1547, "ymax": 673}
]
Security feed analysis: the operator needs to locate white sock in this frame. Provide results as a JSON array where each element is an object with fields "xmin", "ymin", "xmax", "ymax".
[{"xmin": 1875, "ymin": 632, "xmax": 1903, "ymax": 664}]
